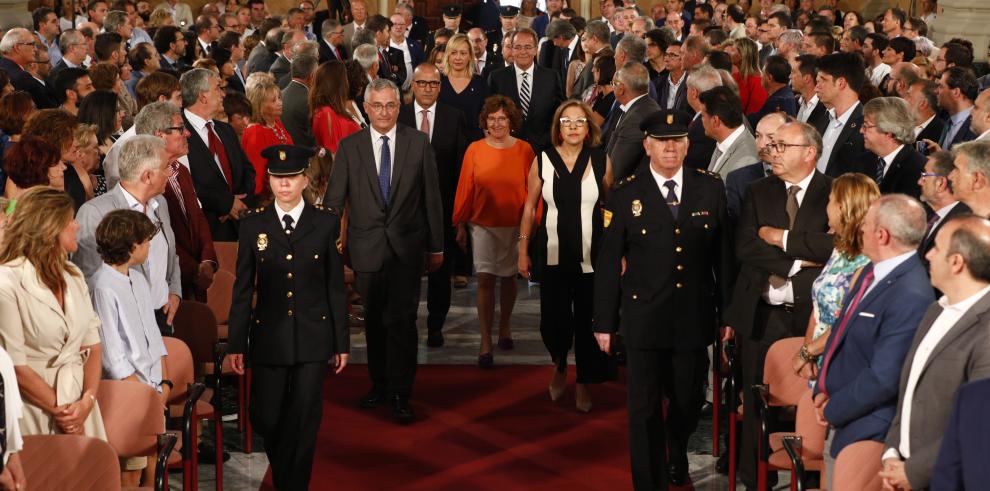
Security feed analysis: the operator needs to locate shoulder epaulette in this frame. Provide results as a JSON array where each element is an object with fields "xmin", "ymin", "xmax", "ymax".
[
  {"xmin": 695, "ymin": 168, "xmax": 721, "ymax": 179},
  {"xmin": 241, "ymin": 206, "xmax": 265, "ymax": 219},
  {"xmin": 614, "ymin": 173, "xmax": 637, "ymax": 189},
  {"xmin": 314, "ymin": 203, "xmax": 341, "ymax": 215}
]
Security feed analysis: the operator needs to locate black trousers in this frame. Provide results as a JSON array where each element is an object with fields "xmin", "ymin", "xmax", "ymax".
[
  {"xmin": 540, "ymin": 267, "xmax": 616, "ymax": 383},
  {"xmin": 738, "ymin": 301, "xmax": 801, "ymax": 487},
  {"xmin": 426, "ymin": 224, "xmax": 455, "ymax": 334},
  {"xmin": 626, "ymin": 347, "xmax": 709, "ymax": 491},
  {"xmin": 355, "ymin": 253, "xmax": 421, "ymax": 398},
  {"xmin": 250, "ymin": 362, "xmax": 327, "ymax": 491}
]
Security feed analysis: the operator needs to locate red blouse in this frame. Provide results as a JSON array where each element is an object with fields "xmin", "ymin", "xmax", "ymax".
[
  {"xmin": 242, "ymin": 120, "xmax": 294, "ymax": 195},
  {"xmin": 312, "ymin": 106, "xmax": 360, "ymax": 154},
  {"xmin": 733, "ymin": 72, "xmax": 769, "ymax": 115}
]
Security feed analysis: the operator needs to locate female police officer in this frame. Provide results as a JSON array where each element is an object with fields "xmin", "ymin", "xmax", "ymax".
[{"xmin": 224, "ymin": 144, "xmax": 349, "ymax": 490}]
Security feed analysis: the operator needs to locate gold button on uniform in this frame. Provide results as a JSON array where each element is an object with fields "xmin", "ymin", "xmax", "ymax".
[
  {"xmin": 677, "ymin": 265, "xmax": 684, "ymax": 271},
  {"xmin": 314, "ymin": 254, "xmax": 319, "ymax": 259},
  {"xmin": 676, "ymin": 283, "xmax": 683, "ymax": 288},
  {"xmin": 675, "ymin": 246, "xmax": 682, "ymax": 252},
  {"xmin": 287, "ymin": 291, "xmax": 293, "ymax": 298},
  {"xmin": 675, "ymin": 228, "xmax": 681, "ymax": 234},
  {"xmin": 632, "ymin": 294, "xmax": 638, "ymax": 300},
  {"xmin": 321, "ymin": 315, "xmax": 327, "ymax": 320},
  {"xmin": 286, "ymin": 254, "xmax": 293, "ymax": 260},
  {"xmin": 287, "ymin": 273, "xmax": 293, "ymax": 279},
  {"xmin": 641, "ymin": 229, "xmax": 647, "ymax": 235},
  {"xmin": 287, "ymin": 310, "xmax": 293, "ymax": 316}
]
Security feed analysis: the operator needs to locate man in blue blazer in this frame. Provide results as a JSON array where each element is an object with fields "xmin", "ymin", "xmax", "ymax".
[
  {"xmin": 932, "ymin": 377, "xmax": 990, "ymax": 490},
  {"xmin": 813, "ymin": 194, "xmax": 934, "ymax": 484}
]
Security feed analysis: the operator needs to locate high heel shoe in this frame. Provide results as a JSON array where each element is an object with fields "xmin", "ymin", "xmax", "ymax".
[
  {"xmin": 549, "ymin": 370, "xmax": 566, "ymax": 402},
  {"xmin": 575, "ymin": 384, "xmax": 592, "ymax": 413},
  {"xmin": 478, "ymin": 352, "xmax": 494, "ymax": 368}
]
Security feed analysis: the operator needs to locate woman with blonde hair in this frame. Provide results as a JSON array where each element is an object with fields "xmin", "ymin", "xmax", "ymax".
[
  {"xmin": 242, "ymin": 81, "xmax": 293, "ymax": 198},
  {"xmin": 723, "ymin": 37, "xmax": 767, "ymax": 114},
  {"xmin": 519, "ymin": 100, "xmax": 616, "ymax": 411},
  {"xmin": 0, "ymin": 187, "xmax": 107, "ymax": 440},
  {"xmin": 63, "ymin": 124, "xmax": 101, "ymax": 205},
  {"xmin": 439, "ymin": 33, "xmax": 490, "ymax": 141}
]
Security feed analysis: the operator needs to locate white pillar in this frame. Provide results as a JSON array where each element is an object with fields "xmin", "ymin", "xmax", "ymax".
[
  {"xmin": 579, "ymin": 0, "xmax": 590, "ymax": 20},
  {"xmin": 0, "ymin": 0, "xmax": 30, "ymax": 30},
  {"xmin": 933, "ymin": 0, "xmax": 990, "ymax": 62}
]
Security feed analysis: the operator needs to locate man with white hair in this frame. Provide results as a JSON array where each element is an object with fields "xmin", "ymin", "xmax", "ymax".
[
  {"xmin": 684, "ymin": 64, "xmax": 721, "ymax": 169},
  {"xmin": 949, "ymin": 140, "xmax": 990, "ymax": 218},
  {"xmin": 0, "ymin": 28, "xmax": 56, "ymax": 109},
  {"xmin": 861, "ymin": 97, "xmax": 926, "ymax": 198},
  {"xmin": 74, "ymin": 135, "xmax": 184, "ymax": 335}
]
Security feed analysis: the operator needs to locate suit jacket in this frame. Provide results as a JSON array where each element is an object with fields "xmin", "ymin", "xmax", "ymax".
[
  {"xmin": 341, "ymin": 21, "xmax": 364, "ymax": 55},
  {"xmin": 324, "ymin": 125, "xmax": 444, "ymax": 271},
  {"xmin": 685, "ymin": 114, "xmax": 717, "ymax": 170},
  {"xmin": 162, "ymin": 162, "xmax": 217, "ymax": 291},
  {"xmin": 408, "ymin": 16, "xmax": 430, "ymax": 46},
  {"xmin": 594, "ymin": 167, "xmax": 734, "ymax": 349},
  {"xmin": 919, "ymin": 202, "xmax": 970, "ymax": 262},
  {"xmin": 182, "ymin": 114, "xmax": 256, "ymax": 241},
  {"xmin": 709, "ymin": 126, "xmax": 760, "ymax": 179},
  {"xmin": 0, "ymin": 58, "xmax": 56, "ymax": 109},
  {"xmin": 270, "ymin": 54, "xmax": 291, "ymax": 88},
  {"xmin": 940, "ymin": 114, "xmax": 977, "ymax": 150},
  {"xmin": 758, "ymin": 44, "xmax": 774, "ymax": 66},
  {"xmin": 878, "ymin": 145, "xmax": 926, "ymax": 198},
  {"xmin": 318, "ymin": 38, "xmax": 345, "ymax": 64},
  {"xmin": 931, "ymin": 377, "xmax": 990, "ymax": 491},
  {"xmin": 47, "ymin": 58, "xmax": 72, "ymax": 82},
  {"xmin": 747, "ymin": 85, "xmax": 797, "ymax": 129},
  {"xmin": 605, "ymin": 95, "xmax": 661, "ymax": 181},
  {"xmin": 73, "ymin": 184, "xmax": 182, "ymax": 299},
  {"xmin": 726, "ymin": 162, "xmax": 770, "ymax": 222},
  {"xmin": 226, "ymin": 72, "xmax": 245, "ymax": 93},
  {"xmin": 804, "ymin": 99, "xmax": 829, "ymax": 134},
  {"xmin": 226, "ymin": 202, "xmax": 348, "ymax": 365},
  {"xmin": 245, "ymin": 43, "xmax": 276, "ymax": 75},
  {"xmin": 487, "ymin": 64, "xmax": 563, "ymax": 151},
  {"xmin": 377, "ymin": 46, "xmax": 406, "ymax": 88},
  {"xmin": 158, "ymin": 54, "xmax": 187, "ymax": 73},
  {"xmin": 655, "ymin": 72, "xmax": 689, "ymax": 113},
  {"xmin": 917, "ymin": 116, "xmax": 945, "ymax": 145},
  {"xmin": 814, "ymin": 254, "xmax": 934, "ymax": 458},
  {"xmin": 281, "ymin": 80, "xmax": 315, "ymax": 148},
  {"xmin": 478, "ymin": 52, "xmax": 504, "ymax": 83},
  {"xmin": 573, "ymin": 46, "xmax": 613, "ymax": 99},
  {"xmin": 398, "ymin": 102, "xmax": 469, "ymax": 220},
  {"xmin": 725, "ymin": 172, "xmax": 835, "ymax": 338},
  {"xmin": 821, "ymin": 102, "xmax": 869, "ymax": 178},
  {"xmin": 884, "ymin": 291, "xmax": 990, "ymax": 489}
]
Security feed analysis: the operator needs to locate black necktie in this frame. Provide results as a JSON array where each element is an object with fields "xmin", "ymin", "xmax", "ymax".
[
  {"xmin": 283, "ymin": 214, "xmax": 294, "ymax": 234},
  {"xmin": 876, "ymin": 156, "xmax": 886, "ymax": 185},
  {"xmin": 663, "ymin": 180, "xmax": 678, "ymax": 218}
]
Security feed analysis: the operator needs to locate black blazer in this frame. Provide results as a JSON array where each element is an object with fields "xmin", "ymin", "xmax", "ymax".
[
  {"xmin": 654, "ymin": 72, "xmax": 689, "ymax": 113},
  {"xmin": 0, "ymin": 58, "xmax": 56, "ymax": 109},
  {"xmin": 725, "ymin": 172, "xmax": 835, "ymax": 338},
  {"xmin": 226, "ymin": 203, "xmax": 348, "ymax": 364},
  {"xmin": 941, "ymin": 114, "xmax": 977, "ymax": 150},
  {"xmin": 324, "ymin": 125, "xmax": 445, "ymax": 271},
  {"xmin": 820, "ymin": 102, "xmax": 869, "ymax": 178},
  {"xmin": 398, "ymin": 102, "xmax": 469, "ymax": 219},
  {"xmin": 878, "ymin": 145, "xmax": 926, "ymax": 198},
  {"xmin": 377, "ymin": 46, "xmax": 406, "ymax": 87},
  {"xmin": 917, "ymin": 116, "xmax": 945, "ymax": 145},
  {"xmin": 226, "ymin": 73, "xmax": 245, "ymax": 93},
  {"xmin": 605, "ymin": 94, "xmax": 660, "ymax": 180},
  {"xmin": 805, "ymin": 99, "xmax": 829, "ymax": 134},
  {"xmin": 479, "ymin": 52, "xmax": 504, "ymax": 82},
  {"xmin": 270, "ymin": 54, "xmax": 291, "ymax": 86},
  {"xmin": 685, "ymin": 114, "xmax": 717, "ymax": 170},
  {"xmin": 487, "ymin": 64, "xmax": 563, "ymax": 151},
  {"xmin": 725, "ymin": 161, "xmax": 770, "ymax": 222},
  {"xmin": 182, "ymin": 114, "xmax": 256, "ymax": 241},
  {"xmin": 919, "ymin": 201, "xmax": 970, "ymax": 262},
  {"xmin": 318, "ymin": 38, "xmax": 345, "ymax": 64},
  {"xmin": 281, "ymin": 80, "xmax": 315, "ymax": 148}
]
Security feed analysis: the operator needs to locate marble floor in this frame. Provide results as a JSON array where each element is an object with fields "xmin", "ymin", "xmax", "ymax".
[{"xmin": 182, "ymin": 277, "xmax": 790, "ymax": 490}]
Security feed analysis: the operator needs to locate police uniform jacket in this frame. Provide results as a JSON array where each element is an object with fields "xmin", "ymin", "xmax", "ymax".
[
  {"xmin": 226, "ymin": 202, "xmax": 348, "ymax": 365},
  {"xmin": 593, "ymin": 167, "xmax": 734, "ymax": 350}
]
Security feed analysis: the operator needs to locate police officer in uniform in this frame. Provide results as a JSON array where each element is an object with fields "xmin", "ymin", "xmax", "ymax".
[
  {"xmin": 224, "ymin": 145, "xmax": 349, "ymax": 491},
  {"xmin": 594, "ymin": 110, "xmax": 734, "ymax": 490}
]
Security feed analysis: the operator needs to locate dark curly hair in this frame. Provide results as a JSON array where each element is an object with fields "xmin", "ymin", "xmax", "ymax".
[
  {"xmin": 4, "ymin": 136, "xmax": 61, "ymax": 188},
  {"xmin": 96, "ymin": 209, "xmax": 159, "ymax": 266},
  {"xmin": 0, "ymin": 91, "xmax": 36, "ymax": 135},
  {"xmin": 478, "ymin": 95, "xmax": 523, "ymax": 132}
]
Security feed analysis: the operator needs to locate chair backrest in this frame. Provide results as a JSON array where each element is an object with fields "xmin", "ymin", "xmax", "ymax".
[
  {"xmin": 97, "ymin": 379, "xmax": 164, "ymax": 458},
  {"xmin": 764, "ymin": 337, "xmax": 809, "ymax": 406},
  {"xmin": 21, "ymin": 434, "xmax": 121, "ymax": 491},
  {"xmin": 833, "ymin": 440, "xmax": 884, "ymax": 491},
  {"xmin": 162, "ymin": 336, "xmax": 195, "ymax": 404},
  {"xmin": 206, "ymin": 270, "xmax": 234, "ymax": 325},
  {"xmin": 171, "ymin": 300, "xmax": 220, "ymax": 364},
  {"xmin": 214, "ymin": 241, "xmax": 238, "ymax": 275},
  {"xmin": 794, "ymin": 388, "xmax": 827, "ymax": 460}
]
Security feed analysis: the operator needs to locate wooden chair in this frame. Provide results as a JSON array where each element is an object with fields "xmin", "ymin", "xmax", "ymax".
[
  {"xmin": 753, "ymin": 337, "xmax": 810, "ymax": 490},
  {"xmin": 833, "ymin": 440, "xmax": 884, "ymax": 490},
  {"xmin": 163, "ymin": 336, "xmax": 207, "ymax": 491},
  {"xmin": 204, "ymin": 272, "xmax": 252, "ymax": 453},
  {"xmin": 214, "ymin": 242, "xmax": 237, "ymax": 275},
  {"xmin": 770, "ymin": 390, "xmax": 826, "ymax": 489},
  {"xmin": 22, "ymin": 434, "xmax": 119, "ymax": 490}
]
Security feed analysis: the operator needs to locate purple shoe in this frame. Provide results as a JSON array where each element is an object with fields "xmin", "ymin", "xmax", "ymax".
[
  {"xmin": 498, "ymin": 338, "xmax": 515, "ymax": 351},
  {"xmin": 478, "ymin": 352, "xmax": 494, "ymax": 368}
]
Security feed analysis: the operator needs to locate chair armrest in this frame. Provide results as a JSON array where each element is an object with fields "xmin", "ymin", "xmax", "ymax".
[
  {"xmin": 725, "ymin": 340, "xmax": 738, "ymax": 408},
  {"xmin": 752, "ymin": 384, "xmax": 770, "ymax": 460},
  {"xmin": 781, "ymin": 435, "xmax": 805, "ymax": 491},
  {"xmin": 155, "ymin": 432, "xmax": 179, "ymax": 491},
  {"xmin": 180, "ymin": 382, "xmax": 206, "ymax": 460}
]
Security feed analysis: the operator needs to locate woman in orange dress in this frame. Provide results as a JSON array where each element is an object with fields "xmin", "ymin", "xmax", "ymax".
[
  {"xmin": 452, "ymin": 95, "xmax": 534, "ymax": 368},
  {"xmin": 310, "ymin": 61, "xmax": 362, "ymax": 155},
  {"xmin": 241, "ymin": 81, "xmax": 293, "ymax": 198}
]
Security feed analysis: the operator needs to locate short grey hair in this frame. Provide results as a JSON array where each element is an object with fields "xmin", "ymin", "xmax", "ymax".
[
  {"xmin": 364, "ymin": 77, "xmax": 400, "ymax": 103},
  {"xmin": 616, "ymin": 61, "xmax": 649, "ymax": 94},
  {"xmin": 353, "ymin": 43, "xmax": 379, "ymax": 70},
  {"xmin": 395, "ymin": 3, "xmax": 413, "ymax": 16},
  {"xmin": 104, "ymin": 10, "xmax": 128, "ymax": 34},
  {"xmin": 955, "ymin": 140, "xmax": 990, "ymax": 181},
  {"xmin": 118, "ymin": 135, "xmax": 166, "ymax": 182},
  {"xmin": 134, "ymin": 101, "xmax": 180, "ymax": 135},
  {"xmin": 294, "ymin": 40, "xmax": 318, "ymax": 58},
  {"xmin": 782, "ymin": 120, "xmax": 823, "ymax": 160},
  {"xmin": 59, "ymin": 29, "xmax": 84, "ymax": 54},
  {"xmin": 863, "ymin": 97, "xmax": 916, "ymax": 145},
  {"xmin": 291, "ymin": 52, "xmax": 319, "ymax": 79},
  {"xmin": 633, "ymin": 16, "xmax": 655, "ymax": 31},
  {"xmin": 0, "ymin": 28, "xmax": 31, "ymax": 54},
  {"xmin": 778, "ymin": 29, "xmax": 804, "ymax": 52},
  {"xmin": 687, "ymin": 64, "xmax": 723, "ymax": 92},
  {"xmin": 321, "ymin": 19, "xmax": 341, "ymax": 39},
  {"xmin": 873, "ymin": 194, "xmax": 927, "ymax": 247},
  {"xmin": 585, "ymin": 20, "xmax": 610, "ymax": 44},
  {"xmin": 546, "ymin": 19, "xmax": 577, "ymax": 40},
  {"xmin": 179, "ymin": 68, "xmax": 220, "ymax": 108},
  {"xmin": 616, "ymin": 34, "xmax": 646, "ymax": 63},
  {"xmin": 352, "ymin": 28, "xmax": 377, "ymax": 48}
]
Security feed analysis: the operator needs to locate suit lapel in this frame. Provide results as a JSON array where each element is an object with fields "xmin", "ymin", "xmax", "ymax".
[
  {"xmin": 265, "ymin": 205, "xmax": 292, "ymax": 249},
  {"xmin": 19, "ymin": 261, "xmax": 66, "ymax": 322},
  {"xmin": 792, "ymin": 172, "xmax": 827, "ymax": 231},
  {"xmin": 290, "ymin": 204, "xmax": 317, "ymax": 244},
  {"xmin": 826, "ymin": 104, "xmax": 862, "ymax": 172},
  {"xmin": 390, "ymin": 126, "xmax": 412, "ymax": 204},
  {"xmin": 358, "ymin": 129, "xmax": 386, "ymax": 209},
  {"xmin": 923, "ymin": 290, "xmax": 990, "ymax": 374}
]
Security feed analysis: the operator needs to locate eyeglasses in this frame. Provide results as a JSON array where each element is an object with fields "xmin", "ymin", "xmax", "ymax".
[
  {"xmin": 16, "ymin": 42, "xmax": 36, "ymax": 49},
  {"xmin": 413, "ymin": 80, "xmax": 441, "ymax": 88},
  {"xmin": 663, "ymin": 52, "xmax": 681, "ymax": 58},
  {"xmin": 768, "ymin": 142, "xmax": 812, "ymax": 153},
  {"xmin": 368, "ymin": 102, "xmax": 399, "ymax": 112},
  {"xmin": 920, "ymin": 172, "xmax": 945, "ymax": 178},
  {"xmin": 486, "ymin": 115, "xmax": 509, "ymax": 123},
  {"xmin": 559, "ymin": 117, "xmax": 588, "ymax": 127},
  {"xmin": 162, "ymin": 126, "xmax": 186, "ymax": 134},
  {"xmin": 513, "ymin": 44, "xmax": 535, "ymax": 51}
]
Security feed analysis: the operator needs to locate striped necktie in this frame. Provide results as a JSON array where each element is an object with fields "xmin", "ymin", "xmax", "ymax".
[{"xmin": 519, "ymin": 72, "xmax": 531, "ymax": 117}]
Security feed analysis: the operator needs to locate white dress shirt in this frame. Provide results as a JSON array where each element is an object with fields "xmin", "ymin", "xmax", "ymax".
[
  {"xmin": 183, "ymin": 109, "xmax": 228, "ymax": 181},
  {"xmin": 665, "ymin": 71, "xmax": 686, "ymax": 110},
  {"xmin": 879, "ymin": 144, "xmax": 905, "ymax": 180},
  {"xmin": 514, "ymin": 63, "xmax": 535, "ymax": 94},
  {"xmin": 650, "ymin": 165, "xmax": 683, "ymax": 203},
  {"xmin": 389, "ymin": 38, "xmax": 413, "ymax": 89},
  {"xmin": 796, "ymin": 94, "xmax": 819, "ymax": 123},
  {"xmin": 370, "ymin": 124, "xmax": 397, "ymax": 181},
  {"xmin": 414, "ymin": 100, "xmax": 436, "ymax": 140},
  {"xmin": 914, "ymin": 113, "xmax": 936, "ymax": 138},
  {"xmin": 119, "ymin": 186, "xmax": 169, "ymax": 308},
  {"xmin": 765, "ymin": 170, "xmax": 816, "ymax": 305},
  {"xmin": 274, "ymin": 198, "xmax": 304, "ymax": 229},
  {"xmin": 883, "ymin": 284, "xmax": 990, "ymax": 461},
  {"xmin": 817, "ymin": 101, "xmax": 860, "ymax": 173}
]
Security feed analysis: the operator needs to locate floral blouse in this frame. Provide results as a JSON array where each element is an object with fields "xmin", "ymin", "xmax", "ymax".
[{"xmin": 811, "ymin": 248, "xmax": 871, "ymax": 340}]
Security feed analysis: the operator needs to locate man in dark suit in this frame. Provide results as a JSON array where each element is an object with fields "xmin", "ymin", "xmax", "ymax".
[
  {"xmin": 932, "ymin": 376, "xmax": 990, "ymax": 490},
  {"xmin": 325, "ymin": 78, "xmax": 444, "ymax": 424},
  {"xmin": 918, "ymin": 150, "xmax": 970, "ymax": 264},
  {"xmin": 682, "ymin": 65, "xmax": 721, "ymax": 170},
  {"xmin": 271, "ymin": 30, "xmax": 307, "ymax": 90},
  {"xmin": 907, "ymin": 79, "xmax": 945, "ymax": 146},
  {"xmin": 792, "ymin": 55, "xmax": 829, "ymax": 131},
  {"xmin": 318, "ymin": 18, "xmax": 347, "ymax": 63},
  {"xmin": 487, "ymin": 27, "xmax": 563, "ymax": 152},
  {"xmin": 604, "ymin": 62, "xmax": 660, "ymax": 181},
  {"xmin": 468, "ymin": 28, "xmax": 503, "ymax": 82},
  {"xmin": 571, "ymin": 20, "xmax": 611, "ymax": 99},
  {"xmin": 951, "ymin": 140, "xmax": 990, "ymax": 218},
  {"xmin": 726, "ymin": 112, "xmax": 788, "ymax": 222},
  {"xmin": 813, "ymin": 194, "xmax": 933, "ymax": 485},
  {"xmin": 747, "ymin": 55, "xmax": 796, "ymax": 128},
  {"xmin": 724, "ymin": 121, "xmax": 835, "ymax": 489},
  {"xmin": 245, "ymin": 27, "xmax": 282, "ymax": 75},
  {"xmin": 655, "ymin": 43, "xmax": 689, "ymax": 113},
  {"xmin": 595, "ymin": 110, "xmax": 733, "ymax": 489},
  {"xmin": 367, "ymin": 15, "xmax": 405, "ymax": 88},
  {"xmin": 49, "ymin": 29, "xmax": 88, "ymax": 83},
  {"xmin": 281, "ymin": 53, "xmax": 318, "ymax": 148},
  {"xmin": 879, "ymin": 215, "xmax": 990, "ymax": 491},
  {"xmin": 389, "ymin": 13, "xmax": 424, "ymax": 89},
  {"xmin": 0, "ymin": 29, "xmax": 57, "ymax": 110},
  {"xmin": 936, "ymin": 67, "xmax": 979, "ymax": 151},
  {"xmin": 862, "ymin": 97, "xmax": 926, "ymax": 198},
  {"xmin": 540, "ymin": 19, "xmax": 582, "ymax": 82},
  {"xmin": 399, "ymin": 64, "xmax": 468, "ymax": 348},
  {"xmin": 225, "ymin": 145, "xmax": 349, "ymax": 491},
  {"xmin": 815, "ymin": 52, "xmax": 869, "ymax": 177},
  {"xmin": 396, "ymin": 2, "xmax": 429, "ymax": 47},
  {"xmin": 153, "ymin": 26, "xmax": 188, "ymax": 72},
  {"xmin": 180, "ymin": 68, "xmax": 256, "ymax": 241}
]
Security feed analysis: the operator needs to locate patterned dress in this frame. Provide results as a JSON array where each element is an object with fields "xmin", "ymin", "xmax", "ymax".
[{"xmin": 811, "ymin": 248, "xmax": 871, "ymax": 341}]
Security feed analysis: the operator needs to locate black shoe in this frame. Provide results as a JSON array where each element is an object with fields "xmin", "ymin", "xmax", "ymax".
[
  {"xmin": 426, "ymin": 332, "xmax": 444, "ymax": 347},
  {"xmin": 359, "ymin": 390, "xmax": 387, "ymax": 409},
  {"xmin": 391, "ymin": 396, "xmax": 414, "ymax": 425},
  {"xmin": 198, "ymin": 443, "xmax": 231, "ymax": 464},
  {"xmin": 700, "ymin": 401, "xmax": 714, "ymax": 418},
  {"xmin": 667, "ymin": 461, "xmax": 688, "ymax": 486}
]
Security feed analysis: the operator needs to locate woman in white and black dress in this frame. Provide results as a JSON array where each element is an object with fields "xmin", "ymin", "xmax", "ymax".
[{"xmin": 518, "ymin": 100, "xmax": 616, "ymax": 413}]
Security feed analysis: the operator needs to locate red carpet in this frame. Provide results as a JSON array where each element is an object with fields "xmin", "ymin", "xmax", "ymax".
[{"xmin": 260, "ymin": 364, "xmax": 639, "ymax": 490}]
